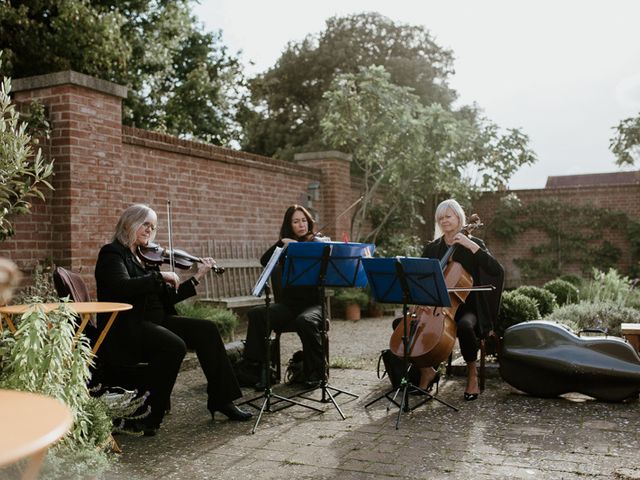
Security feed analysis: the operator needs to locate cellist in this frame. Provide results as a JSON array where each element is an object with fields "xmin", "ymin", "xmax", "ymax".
[{"xmin": 419, "ymin": 199, "xmax": 504, "ymax": 401}]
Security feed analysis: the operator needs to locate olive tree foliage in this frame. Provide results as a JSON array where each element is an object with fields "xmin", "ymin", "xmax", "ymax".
[
  {"xmin": 321, "ymin": 66, "xmax": 536, "ymax": 243},
  {"xmin": 0, "ymin": 0, "xmax": 245, "ymax": 144},
  {"xmin": 239, "ymin": 12, "xmax": 457, "ymax": 159},
  {"xmin": 610, "ymin": 114, "xmax": 640, "ymax": 166},
  {"xmin": 0, "ymin": 63, "xmax": 54, "ymax": 241}
]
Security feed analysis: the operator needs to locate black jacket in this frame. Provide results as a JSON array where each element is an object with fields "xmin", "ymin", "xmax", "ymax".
[
  {"xmin": 94, "ymin": 240, "xmax": 196, "ymax": 339},
  {"xmin": 422, "ymin": 236, "xmax": 504, "ymax": 337}
]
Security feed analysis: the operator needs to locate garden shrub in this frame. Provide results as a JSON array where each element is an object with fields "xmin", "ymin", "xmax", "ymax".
[
  {"xmin": 513, "ymin": 285, "xmax": 558, "ymax": 317},
  {"xmin": 374, "ymin": 233, "xmax": 423, "ymax": 258},
  {"xmin": 579, "ymin": 268, "xmax": 640, "ymax": 309},
  {"xmin": 334, "ymin": 288, "xmax": 370, "ymax": 307},
  {"xmin": 176, "ymin": 302, "xmax": 238, "ymax": 341},
  {"xmin": 558, "ymin": 274, "xmax": 584, "ymax": 287},
  {"xmin": 543, "ymin": 279, "xmax": 579, "ymax": 306},
  {"xmin": 0, "ymin": 305, "xmax": 112, "ymax": 475},
  {"xmin": 12, "ymin": 260, "xmax": 59, "ymax": 305},
  {"xmin": 496, "ymin": 291, "xmax": 540, "ymax": 337},
  {"xmin": 545, "ymin": 300, "xmax": 640, "ymax": 337}
]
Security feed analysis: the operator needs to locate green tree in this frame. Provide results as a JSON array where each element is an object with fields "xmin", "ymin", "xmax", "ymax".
[
  {"xmin": 321, "ymin": 66, "xmax": 536, "ymax": 242},
  {"xmin": 0, "ymin": 0, "xmax": 129, "ymax": 80},
  {"xmin": 610, "ymin": 114, "xmax": 640, "ymax": 166},
  {"xmin": 0, "ymin": 0, "xmax": 245, "ymax": 144},
  {"xmin": 0, "ymin": 65, "xmax": 54, "ymax": 241},
  {"xmin": 240, "ymin": 12, "xmax": 457, "ymax": 158}
]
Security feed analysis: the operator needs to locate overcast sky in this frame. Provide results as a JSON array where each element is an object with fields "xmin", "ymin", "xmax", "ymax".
[{"xmin": 193, "ymin": 0, "xmax": 640, "ymax": 189}]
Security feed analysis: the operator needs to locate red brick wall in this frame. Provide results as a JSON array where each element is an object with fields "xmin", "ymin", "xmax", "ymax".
[
  {"xmin": 473, "ymin": 185, "xmax": 640, "ymax": 287},
  {"xmin": 1, "ymin": 71, "xmax": 356, "ymax": 295},
  {"xmin": 1, "ymin": 74, "xmax": 126, "ymax": 281},
  {"xmin": 3, "ymin": 71, "xmax": 638, "ymax": 295}
]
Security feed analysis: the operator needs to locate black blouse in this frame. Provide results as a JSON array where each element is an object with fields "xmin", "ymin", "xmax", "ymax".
[{"xmin": 422, "ymin": 236, "xmax": 504, "ymax": 337}]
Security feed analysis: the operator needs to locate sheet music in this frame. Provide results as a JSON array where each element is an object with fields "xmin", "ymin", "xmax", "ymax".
[{"xmin": 252, "ymin": 246, "xmax": 284, "ymax": 297}]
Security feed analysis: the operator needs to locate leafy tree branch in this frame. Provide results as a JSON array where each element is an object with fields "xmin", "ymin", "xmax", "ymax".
[{"xmin": 0, "ymin": 63, "xmax": 54, "ymax": 241}]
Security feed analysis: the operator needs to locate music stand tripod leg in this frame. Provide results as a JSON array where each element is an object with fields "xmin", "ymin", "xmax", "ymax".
[
  {"xmin": 294, "ymin": 284, "xmax": 358, "ymax": 420},
  {"xmin": 364, "ymin": 265, "xmax": 459, "ymax": 429},
  {"xmin": 239, "ymin": 285, "xmax": 323, "ymax": 434}
]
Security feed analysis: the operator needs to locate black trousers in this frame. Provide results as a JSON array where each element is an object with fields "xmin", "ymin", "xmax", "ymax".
[
  {"xmin": 101, "ymin": 315, "xmax": 241, "ymax": 427},
  {"xmin": 244, "ymin": 303, "xmax": 324, "ymax": 380},
  {"xmin": 456, "ymin": 312, "xmax": 479, "ymax": 362}
]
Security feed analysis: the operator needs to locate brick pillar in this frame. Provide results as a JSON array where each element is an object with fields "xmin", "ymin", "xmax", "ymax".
[
  {"xmin": 294, "ymin": 151, "xmax": 354, "ymax": 240},
  {"xmin": 12, "ymin": 71, "xmax": 127, "ymax": 283}
]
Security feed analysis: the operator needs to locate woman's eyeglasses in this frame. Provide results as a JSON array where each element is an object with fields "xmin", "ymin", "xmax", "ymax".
[{"xmin": 142, "ymin": 222, "xmax": 157, "ymax": 231}]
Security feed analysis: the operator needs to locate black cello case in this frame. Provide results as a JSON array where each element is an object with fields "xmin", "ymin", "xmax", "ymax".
[{"xmin": 499, "ymin": 320, "xmax": 640, "ymax": 402}]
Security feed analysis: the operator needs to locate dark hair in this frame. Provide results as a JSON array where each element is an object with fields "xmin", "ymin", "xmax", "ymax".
[{"xmin": 280, "ymin": 205, "xmax": 315, "ymax": 240}]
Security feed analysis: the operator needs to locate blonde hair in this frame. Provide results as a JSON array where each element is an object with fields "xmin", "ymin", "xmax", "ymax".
[
  {"xmin": 113, "ymin": 204, "xmax": 157, "ymax": 247},
  {"xmin": 433, "ymin": 199, "xmax": 466, "ymax": 240}
]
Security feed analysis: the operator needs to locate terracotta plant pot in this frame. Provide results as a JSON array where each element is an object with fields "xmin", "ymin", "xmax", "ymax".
[{"xmin": 344, "ymin": 302, "xmax": 361, "ymax": 321}]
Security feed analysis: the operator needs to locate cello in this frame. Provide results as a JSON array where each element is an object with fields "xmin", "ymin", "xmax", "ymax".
[{"xmin": 389, "ymin": 214, "xmax": 484, "ymax": 368}]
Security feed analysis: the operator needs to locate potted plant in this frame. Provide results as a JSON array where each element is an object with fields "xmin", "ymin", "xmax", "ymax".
[{"xmin": 334, "ymin": 288, "xmax": 369, "ymax": 321}]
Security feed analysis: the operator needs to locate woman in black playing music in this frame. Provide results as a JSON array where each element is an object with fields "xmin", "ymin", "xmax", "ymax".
[
  {"xmin": 94, "ymin": 204, "xmax": 251, "ymax": 436},
  {"xmin": 241, "ymin": 205, "xmax": 325, "ymax": 388},
  {"xmin": 420, "ymin": 199, "xmax": 504, "ymax": 401}
]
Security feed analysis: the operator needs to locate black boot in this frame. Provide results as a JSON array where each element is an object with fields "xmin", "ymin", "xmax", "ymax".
[
  {"xmin": 254, "ymin": 365, "xmax": 268, "ymax": 390},
  {"xmin": 235, "ymin": 360, "xmax": 261, "ymax": 387},
  {"xmin": 211, "ymin": 402, "xmax": 252, "ymax": 421}
]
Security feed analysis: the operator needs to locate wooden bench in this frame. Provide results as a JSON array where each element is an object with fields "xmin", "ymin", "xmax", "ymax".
[
  {"xmin": 621, "ymin": 323, "xmax": 640, "ymax": 353},
  {"xmin": 198, "ymin": 240, "xmax": 271, "ymax": 311},
  {"xmin": 197, "ymin": 239, "xmax": 335, "ymax": 317}
]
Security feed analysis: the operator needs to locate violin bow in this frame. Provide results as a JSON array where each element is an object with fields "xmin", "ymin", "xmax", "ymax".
[
  {"xmin": 314, "ymin": 195, "xmax": 364, "ymax": 234},
  {"xmin": 166, "ymin": 201, "xmax": 177, "ymax": 284}
]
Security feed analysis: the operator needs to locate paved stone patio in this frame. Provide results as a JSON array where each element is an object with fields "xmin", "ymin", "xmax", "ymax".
[{"xmin": 102, "ymin": 316, "xmax": 640, "ymax": 480}]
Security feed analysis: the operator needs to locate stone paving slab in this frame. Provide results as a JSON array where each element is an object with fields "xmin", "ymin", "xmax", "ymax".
[{"xmin": 102, "ymin": 317, "xmax": 640, "ymax": 480}]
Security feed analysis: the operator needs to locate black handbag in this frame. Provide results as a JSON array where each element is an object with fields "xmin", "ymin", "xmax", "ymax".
[
  {"xmin": 284, "ymin": 350, "xmax": 306, "ymax": 384},
  {"xmin": 377, "ymin": 349, "xmax": 420, "ymax": 389}
]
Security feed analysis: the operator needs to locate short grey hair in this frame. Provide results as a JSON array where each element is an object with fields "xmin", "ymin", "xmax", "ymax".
[
  {"xmin": 433, "ymin": 199, "xmax": 466, "ymax": 240},
  {"xmin": 113, "ymin": 204, "xmax": 157, "ymax": 247}
]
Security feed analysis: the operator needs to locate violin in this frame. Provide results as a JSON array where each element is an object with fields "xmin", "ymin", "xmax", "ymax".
[
  {"xmin": 389, "ymin": 214, "xmax": 483, "ymax": 368},
  {"xmin": 138, "ymin": 242, "xmax": 225, "ymax": 275},
  {"xmin": 300, "ymin": 231, "xmax": 332, "ymax": 243}
]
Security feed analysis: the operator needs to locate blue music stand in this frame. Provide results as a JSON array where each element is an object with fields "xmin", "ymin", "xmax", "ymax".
[
  {"xmin": 282, "ymin": 241, "xmax": 375, "ymax": 419},
  {"xmin": 362, "ymin": 257, "xmax": 458, "ymax": 429},
  {"xmin": 240, "ymin": 247, "xmax": 323, "ymax": 433}
]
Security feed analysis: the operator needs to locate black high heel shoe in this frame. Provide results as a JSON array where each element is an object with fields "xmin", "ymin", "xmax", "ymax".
[
  {"xmin": 463, "ymin": 392, "xmax": 479, "ymax": 401},
  {"xmin": 212, "ymin": 403, "xmax": 253, "ymax": 421},
  {"xmin": 428, "ymin": 373, "xmax": 440, "ymax": 393}
]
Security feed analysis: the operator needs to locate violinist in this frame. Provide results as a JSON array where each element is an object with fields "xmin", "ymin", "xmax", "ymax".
[
  {"xmin": 419, "ymin": 199, "xmax": 504, "ymax": 401},
  {"xmin": 239, "ymin": 205, "xmax": 326, "ymax": 388},
  {"xmin": 94, "ymin": 204, "xmax": 251, "ymax": 436}
]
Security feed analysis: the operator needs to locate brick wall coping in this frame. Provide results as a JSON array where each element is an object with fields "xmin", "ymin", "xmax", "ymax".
[
  {"xmin": 12, "ymin": 70, "xmax": 127, "ymax": 98},
  {"xmin": 503, "ymin": 183, "xmax": 639, "ymax": 195},
  {"xmin": 122, "ymin": 126, "xmax": 321, "ymax": 178},
  {"xmin": 294, "ymin": 151, "xmax": 352, "ymax": 162}
]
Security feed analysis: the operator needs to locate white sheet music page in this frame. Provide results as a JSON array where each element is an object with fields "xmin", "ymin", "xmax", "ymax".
[{"xmin": 252, "ymin": 246, "xmax": 284, "ymax": 297}]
